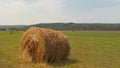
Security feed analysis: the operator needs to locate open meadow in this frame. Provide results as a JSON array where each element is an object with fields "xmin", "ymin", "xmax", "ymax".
[{"xmin": 0, "ymin": 31, "xmax": 120, "ymax": 68}]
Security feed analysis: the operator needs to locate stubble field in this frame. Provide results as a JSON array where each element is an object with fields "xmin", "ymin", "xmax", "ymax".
[{"xmin": 0, "ymin": 31, "xmax": 120, "ymax": 68}]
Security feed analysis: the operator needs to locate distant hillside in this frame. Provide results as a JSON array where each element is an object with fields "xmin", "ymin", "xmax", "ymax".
[
  {"xmin": 0, "ymin": 25, "xmax": 28, "ymax": 31},
  {"xmin": 31, "ymin": 23, "xmax": 120, "ymax": 30},
  {"xmin": 1, "ymin": 23, "xmax": 120, "ymax": 31}
]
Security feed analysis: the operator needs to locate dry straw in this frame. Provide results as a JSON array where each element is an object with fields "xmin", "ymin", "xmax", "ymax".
[{"xmin": 20, "ymin": 27, "xmax": 70, "ymax": 63}]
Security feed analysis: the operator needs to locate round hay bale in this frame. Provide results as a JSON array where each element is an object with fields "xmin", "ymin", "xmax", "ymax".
[{"xmin": 20, "ymin": 27, "xmax": 70, "ymax": 63}]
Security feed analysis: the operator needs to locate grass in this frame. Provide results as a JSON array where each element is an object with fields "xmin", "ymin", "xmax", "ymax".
[{"xmin": 0, "ymin": 31, "xmax": 120, "ymax": 68}]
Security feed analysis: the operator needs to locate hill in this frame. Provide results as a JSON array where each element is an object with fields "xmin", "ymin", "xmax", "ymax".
[
  {"xmin": 31, "ymin": 23, "xmax": 120, "ymax": 30},
  {"xmin": 1, "ymin": 23, "xmax": 120, "ymax": 31}
]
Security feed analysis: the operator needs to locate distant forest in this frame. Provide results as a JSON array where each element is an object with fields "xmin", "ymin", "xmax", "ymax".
[
  {"xmin": 31, "ymin": 23, "xmax": 120, "ymax": 30},
  {"xmin": 1, "ymin": 23, "xmax": 120, "ymax": 31}
]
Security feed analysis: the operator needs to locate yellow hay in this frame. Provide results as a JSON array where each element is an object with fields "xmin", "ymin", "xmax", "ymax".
[{"xmin": 20, "ymin": 27, "xmax": 70, "ymax": 63}]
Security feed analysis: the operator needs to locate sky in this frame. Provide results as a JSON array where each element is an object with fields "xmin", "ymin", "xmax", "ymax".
[{"xmin": 0, "ymin": 0, "xmax": 120, "ymax": 25}]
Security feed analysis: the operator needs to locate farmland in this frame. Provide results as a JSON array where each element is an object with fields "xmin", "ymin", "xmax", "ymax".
[{"xmin": 0, "ymin": 31, "xmax": 120, "ymax": 68}]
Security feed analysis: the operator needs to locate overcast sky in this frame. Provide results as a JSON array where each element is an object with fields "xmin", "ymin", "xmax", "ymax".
[{"xmin": 0, "ymin": 0, "xmax": 120, "ymax": 25}]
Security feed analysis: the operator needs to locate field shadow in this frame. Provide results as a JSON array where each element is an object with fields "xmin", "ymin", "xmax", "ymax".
[{"xmin": 52, "ymin": 59, "xmax": 80, "ymax": 67}]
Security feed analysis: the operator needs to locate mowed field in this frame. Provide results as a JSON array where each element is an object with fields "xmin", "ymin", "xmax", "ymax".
[{"xmin": 0, "ymin": 31, "xmax": 120, "ymax": 68}]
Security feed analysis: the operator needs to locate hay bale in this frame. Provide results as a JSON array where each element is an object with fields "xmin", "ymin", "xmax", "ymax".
[{"xmin": 20, "ymin": 27, "xmax": 70, "ymax": 63}]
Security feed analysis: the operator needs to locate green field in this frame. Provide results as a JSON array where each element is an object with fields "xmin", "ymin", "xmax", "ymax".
[{"xmin": 0, "ymin": 31, "xmax": 120, "ymax": 68}]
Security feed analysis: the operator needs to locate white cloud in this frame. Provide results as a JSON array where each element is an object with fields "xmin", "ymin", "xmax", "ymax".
[
  {"xmin": 0, "ymin": 0, "xmax": 120, "ymax": 25},
  {"xmin": 104, "ymin": 0, "xmax": 120, "ymax": 3},
  {"xmin": 74, "ymin": 5, "xmax": 120, "ymax": 23},
  {"xmin": 0, "ymin": 0, "xmax": 65, "ymax": 25}
]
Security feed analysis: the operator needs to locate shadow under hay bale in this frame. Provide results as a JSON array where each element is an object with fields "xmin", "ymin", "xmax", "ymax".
[{"xmin": 20, "ymin": 27, "xmax": 70, "ymax": 63}]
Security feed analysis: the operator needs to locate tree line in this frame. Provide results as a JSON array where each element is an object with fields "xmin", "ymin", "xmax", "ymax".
[
  {"xmin": 31, "ymin": 23, "xmax": 120, "ymax": 30},
  {"xmin": 1, "ymin": 23, "xmax": 120, "ymax": 31}
]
